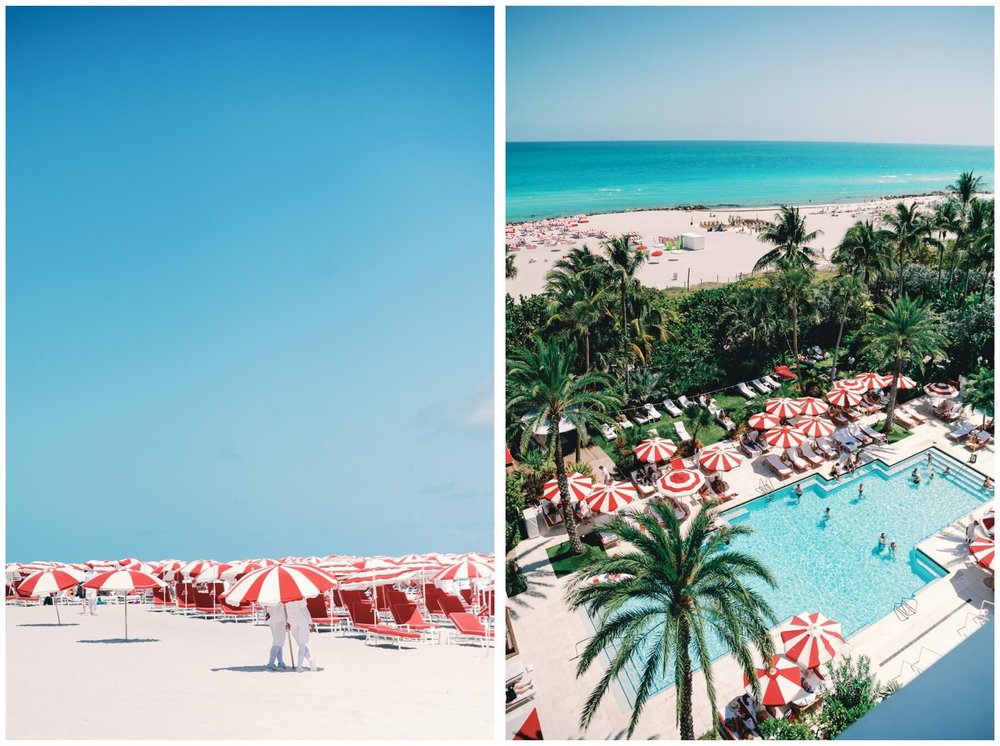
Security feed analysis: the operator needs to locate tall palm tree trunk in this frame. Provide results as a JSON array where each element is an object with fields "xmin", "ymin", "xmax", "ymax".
[
  {"xmin": 937, "ymin": 244, "xmax": 945, "ymax": 287},
  {"xmin": 678, "ymin": 625, "xmax": 695, "ymax": 740},
  {"xmin": 830, "ymin": 300, "xmax": 849, "ymax": 384},
  {"xmin": 553, "ymin": 433, "xmax": 585, "ymax": 555},
  {"xmin": 621, "ymin": 283, "xmax": 630, "ymax": 387},
  {"xmin": 897, "ymin": 245, "xmax": 905, "ymax": 298},
  {"xmin": 882, "ymin": 355, "xmax": 903, "ymax": 436},
  {"xmin": 583, "ymin": 331, "xmax": 591, "ymax": 374}
]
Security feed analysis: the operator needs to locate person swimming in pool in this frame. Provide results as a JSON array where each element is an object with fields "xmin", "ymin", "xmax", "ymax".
[
  {"xmin": 889, "ymin": 541, "xmax": 897, "ymax": 553},
  {"xmin": 911, "ymin": 468, "xmax": 921, "ymax": 484},
  {"xmin": 824, "ymin": 507, "xmax": 831, "ymax": 519},
  {"xmin": 879, "ymin": 533, "xmax": 887, "ymax": 547},
  {"xmin": 794, "ymin": 484, "xmax": 803, "ymax": 498},
  {"xmin": 942, "ymin": 466, "xmax": 951, "ymax": 477},
  {"xmin": 857, "ymin": 482, "xmax": 864, "ymax": 497}
]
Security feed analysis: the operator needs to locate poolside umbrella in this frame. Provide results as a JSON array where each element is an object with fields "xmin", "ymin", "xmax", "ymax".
[
  {"xmin": 854, "ymin": 372, "xmax": 891, "ymax": 391},
  {"xmin": 794, "ymin": 415, "xmax": 836, "ymax": 438},
  {"xmin": 542, "ymin": 473, "xmax": 592, "ymax": 506},
  {"xmin": 924, "ymin": 382, "xmax": 959, "ymax": 399},
  {"xmin": 657, "ymin": 469, "xmax": 706, "ymax": 497},
  {"xmin": 765, "ymin": 398, "xmax": 803, "ymax": 419},
  {"xmin": 826, "ymin": 387, "xmax": 863, "ymax": 407},
  {"xmin": 832, "ymin": 378, "xmax": 865, "ymax": 392},
  {"xmin": 635, "ymin": 436, "xmax": 678, "ymax": 463},
  {"xmin": 779, "ymin": 612, "xmax": 845, "ymax": 668},
  {"xmin": 585, "ymin": 481, "xmax": 638, "ymax": 514},
  {"xmin": 221, "ymin": 563, "xmax": 339, "ymax": 668},
  {"xmin": 895, "ymin": 375, "xmax": 918, "ymax": 390},
  {"xmin": 764, "ymin": 425, "xmax": 807, "ymax": 450},
  {"xmin": 84, "ymin": 569, "xmax": 164, "ymax": 640},
  {"xmin": 795, "ymin": 397, "xmax": 829, "ymax": 416},
  {"xmin": 698, "ymin": 446, "xmax": 743, "ymax": 472},
  {"xmin": 748, "ymin": 412, "xmax": 780, "ymax": 430},
  {"xmin": 17, "ymin": 567, "xmax": 85, "ymax": 625},
  {"xmin": 744, "ymin": 655, "xmax": 804, "ymax": 706},
  {"xmin": 969, "ymin": 537, "xmax": 994, "ymax": 571}
]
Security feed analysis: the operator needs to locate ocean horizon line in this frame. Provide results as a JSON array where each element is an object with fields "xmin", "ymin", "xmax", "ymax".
[{"xmin": 507, "ymin": 138, "xmax": 995, "ymax": 149}]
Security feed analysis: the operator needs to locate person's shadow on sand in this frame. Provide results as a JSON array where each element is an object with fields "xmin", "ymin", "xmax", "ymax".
[
  {"xmin": 18, "ymin": 623, "xmax": 80, "ymax": 627},
  {"xmin": 210, "ymin": 665, "xmax": 323, "ymax": 673},
  {"xmin": 78, "ymin": 638, "xmax": 159, "ymax": 644}
]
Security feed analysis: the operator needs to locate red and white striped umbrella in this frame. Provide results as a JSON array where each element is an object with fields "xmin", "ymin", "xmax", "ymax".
[
  {"xmin": 744, "ymin": 655, "xmax": 805, "ymax": 706},
  {"xmin": 338, "ymin": 568, "xmax": 421, "ymax": 589},
  {"xmin": 84, "ymin": 569, "xmax": 165, "ymax": 640},
  {"xmin": 542, "ymin": 472, "xmax": 593, "ymax": 505},
  {"xmin": 698, "ymin": 447, "xmax": 743, "ymax": 472},
  {"xmin": 586, "ymin": 481, "xmax": 638, "ymax": 513},
  {"xmin": 853, "ymin": 372, "xmax": 891, "ymax": 391},
  {"xmin": 969, "ymin": 537, "xmax": 994, "ymax": 571},
  {"xmin": 122, "ymin": 561, "xmax": 157, "ymax": 575},
  {"xmin": 180, "ymin": 560, "xmax": 217, "ymax": 580},
  {"xmin": 635, "ymin": 437, "xmax": 678, "ymax": 463},
  {"xmin": 156, "ymin": 560, "xmax": 185, "ymax": 579},
  {"xmin": 221, "ymin": 564, "xmax": 338, "ymax": 607},
  {"xmin": 832, "ymin": 378, "xmax": 865, "ymax": 392},
  {"xmin": 764, "ymin": 425, "xmax": 807, "ymax": 449},
  {"xmin": 748, "ymin": 412, "xmax": 781, "ymax": 430},
  {"xmin": 795, "ymin": 397, "xmax": 829, "ymax": 416},
  {"xmin": 779, "ymin": 612, "xmax": 845, "ymax": 668},
  {"xmin": 17, "ymin": 567, "xmax": 85, "ymax": 625},
  {"xmin": 193, "ymin": 563, "xmax": 237, "ymax": 585},
  {"xmin": 433, "ymin": 558, "xmax": 494, "ymax": 583},
  {"xmin": 765, "ymin": 397, "xmax": 804, "ymax": 419},
  {"xmin": 794, "ymin": 416, "xmax": 836, "ymax": 438},
  {"xmin": 826, "ymin": 387, "xmax": 863, "ymax": 407},
  {"xmin": 657, "ymin": 469, "xmax": 706, "ymax": 496},
  {"xmin": 894, "ymin": 375, "xmax": 917, "ymax": 390},
  {"xmin": 924, "ymin": 382, "xmax": 959, "ymax": 399}
]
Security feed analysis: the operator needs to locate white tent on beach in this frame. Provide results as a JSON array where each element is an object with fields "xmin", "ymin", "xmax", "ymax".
[{"xmin": 680, "ymin": 232, "xmax": 705, "ymax": 250}]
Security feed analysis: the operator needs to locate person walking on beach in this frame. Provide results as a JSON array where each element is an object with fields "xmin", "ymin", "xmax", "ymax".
[
  {"xmin": 264, "ymin": 604, "xmax": 288, "ymax": 671},
  {"xmin": 286, "ymin": 599, "xmax": 317, "ymax": 672},
  {"xmin": 84, "ymin": 568, "xmax": 98, "ymax": 616}
]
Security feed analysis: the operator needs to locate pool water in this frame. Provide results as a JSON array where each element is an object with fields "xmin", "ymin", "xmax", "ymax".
[{"xmin": 607, "ymin": 448, "xmax": 990, "ymax": 701}]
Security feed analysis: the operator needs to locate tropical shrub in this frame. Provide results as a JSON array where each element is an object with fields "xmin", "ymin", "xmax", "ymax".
[{"xmin": 506, "ymin": 560, "xmax": 527, "ymax": 598}]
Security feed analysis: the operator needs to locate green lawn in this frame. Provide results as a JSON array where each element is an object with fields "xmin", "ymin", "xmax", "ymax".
[
  {"xmin": 545, "ymin": 541, "xmax": 606, "ymax": 578},
  {"xmin": 873, "ymin": 420, "xmax": 913, "ymax": 444}
]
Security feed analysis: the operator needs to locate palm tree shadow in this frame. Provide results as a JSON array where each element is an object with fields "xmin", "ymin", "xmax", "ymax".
[
  {"xmin": 18, "ymin": 623, "xmax": 80, "ymax": 627},
  {"xmin": 78, "ymin": 638, "xmax": 159, "ymax": 644}
]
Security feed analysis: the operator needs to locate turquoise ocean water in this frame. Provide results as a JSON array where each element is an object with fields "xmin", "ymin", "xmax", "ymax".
[{"xmin": 507, "ymin": 141, "xmax": 994, "ymax": 222}]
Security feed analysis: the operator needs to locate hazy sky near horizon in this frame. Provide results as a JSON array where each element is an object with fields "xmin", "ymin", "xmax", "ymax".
[
  {"xmin": 508, "ymin": 6, "xmax": 994, "ymax": 145},
  {"xmin": 7, "ymin": 7, "xmax": 493, "ymax": 562}
]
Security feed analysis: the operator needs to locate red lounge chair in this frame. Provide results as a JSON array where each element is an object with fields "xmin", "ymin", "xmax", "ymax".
[
  {"xmin": 437, "ymin": 594, "xmax": 468, "ymax": 617},
  {"xmin": 364, "ymin": 624, "xmax": 430, "ymax": 648},
  {"xmin": 448, "ymin": 612, "xmax": 493, "ymax": 646},
  {"xmin": 390, "ymin": 602, "xmax": 439, "ymax": 630},
  {"xmin": 774, "ymin": 365, "xmax": 798, "ymax": 381},
  {"xmin": 669, "ymin": 456, "xmax": 685, "ymax": 471},
  {"xmin": 220, "ymin": 601, "xmax": 254, "ymax": 620},
  {"xmin": 347, "ymin": 601, "xmax": 379, "ymax": 633},
  {"xmin": 306, "ymin": 594, "xmax": 344, "ymax": 630}
]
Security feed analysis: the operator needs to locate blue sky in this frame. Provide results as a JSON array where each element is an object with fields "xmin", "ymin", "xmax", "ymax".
[
  {"xmin": 7, "ymin": 7, "xmax": 493, "ymax": 562},
  {"xmin": 508, "ymin": 6, "xmax": 994, "ymax": 145}
]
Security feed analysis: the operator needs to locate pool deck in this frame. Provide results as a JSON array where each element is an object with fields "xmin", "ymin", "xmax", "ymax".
[{"xmin": 507, "ymin": 396, "xmax": 994, "ymax": 739}]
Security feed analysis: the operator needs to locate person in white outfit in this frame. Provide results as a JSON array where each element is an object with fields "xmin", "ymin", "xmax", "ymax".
[
  {"xmin": 286, "ymin": 599, "xmax": 317, "ymax": 672},
  {"xmin": 84, "ymin": 569, "xmax": 98, "ymax": 616},
  {"xmin": 264, "ymin": 604, "xmax": 288, "ymax": 671}
]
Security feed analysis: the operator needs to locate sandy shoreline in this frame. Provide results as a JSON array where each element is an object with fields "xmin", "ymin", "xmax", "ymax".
[
  {"xmin": 6, "ymin": 604, "xmax": 493, "ymax": 739},
  {"xmin": 505, "ymin": 194, "xmax": 991, "ymax": 298}
]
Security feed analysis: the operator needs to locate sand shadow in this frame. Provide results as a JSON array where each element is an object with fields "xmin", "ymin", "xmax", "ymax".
[
  {"xmin": 17, "ymin": 623, "xmax": 81, "ymax": 627},
  {"xmin": 210, "ymin": 664, "xmax": 323, "ymax": 673},
  {"xmin": 77, "ymin": 638, "xmax": 159, "ymax": 644}
]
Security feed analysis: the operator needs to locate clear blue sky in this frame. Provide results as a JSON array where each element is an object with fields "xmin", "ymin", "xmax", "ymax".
[
  {"xmin": 508, "ymin": 6, "xmax": 994, "ymax": 145},
  {"xmin": 7, "ymin": 7, "xmax": 493, "ymax": 562}
]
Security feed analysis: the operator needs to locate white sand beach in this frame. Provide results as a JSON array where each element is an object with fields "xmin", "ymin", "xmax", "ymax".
[
  {"xmin": 505, "ymin": 195, "xmax": 982, "ymax": 298},
  {"xmin": 6, "ymin": 603, "xmax": 493, "ymax": 739}
]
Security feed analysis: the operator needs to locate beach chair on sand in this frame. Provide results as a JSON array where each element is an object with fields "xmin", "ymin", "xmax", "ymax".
[
  {"xmin": 448, "ymin": 612, "xmax": 494, "ymax": 647},
  {"xmin": 306, "ymin": 594, "xmax": 344, "ymax": 632},
  {"xmin": 220, "ymin": 601, "xmax": 255, "ymax": 622},
  {"xmin": 437, "ymin": 594, "xmax": 468, "ymax": 617},
  {"xmin": 662, "ymin": 398, "xmax": 683, "ymax": 417},
  {"xmin": 947, "ymin": 422, "xmax": 977, "ymax": 441},
  {"xmin": 365, "ymin": 624, "xmax": 434, "ymax": 648},
  {"xmin": 765, "ymin": 455, "xmax": 793, "ymax": 479},
  {"xmin": 390, "ymin": 602, "xmax": 439, "ymax": 631},
  {"xmin": 736, "ymin": 382, "xmax": 757, "ymax": 399},
  {"xmin": 347, "ymin": 601, "xmax": 380, "ymax": 635}
]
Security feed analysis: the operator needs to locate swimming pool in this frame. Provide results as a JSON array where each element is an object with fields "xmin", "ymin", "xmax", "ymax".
[{"xmin": 604, "ymin": 448, "xmax": 991, "ymax": 702}]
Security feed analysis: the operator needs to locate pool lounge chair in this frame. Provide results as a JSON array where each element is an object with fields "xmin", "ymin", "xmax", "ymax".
[
  {"xmin": 736, "ymin": 382, "xmax": 757, "ymax": 399},
  {"xmin": 900, "ymin": 405, "xmax": 928, "ymax": 424},
  {"xmin": 832, "ymin": 429, "xmax": 860, "ymax": 452},
  {"xmin": 615, "ymin": 414, "xmax": 634, "ymax": 430},
  {"xmin": 842, "ymin": 407, "xmax": 862, "ymax": 422},
  {"xmin": 739, "ymin": 435, "xmax": 763, "ymax": 457},
  {"xmin": 765, "ymin": 454, "xmax": 793, "ymax": 479},
  {"xmin": 783, "ymin": 449, "xmax": 809, "ymax": 472},
  {"xmin": 632, "ymin": 408, "xmax": 653, "ymax": 425},
  {"xmin": 763, "ymin": 375, "xmax": 783, "ymax": 389},
  {"xmin": 932, "ymin": 404, "xmax": 962, "ymax": 422},
  {"xmin": 947, "ymin": 422, "xmax": 977, "ymax": 441},
  {"xmin": 858, "ymin": 423, "xmax": 888, "ymax": 443},
  {"xmin": 600, "ymin": 422, "xmax": 617, "ymax": 440},
  {"xmin": 894, "ymin": 410, "xmax": 918, "ymax": 430},
  {"xmin": 799, "ymin": 443, "xmax": 825, "ymax": 466},
  {"xmin": 846, "ymin": 424, "xmax": 873, "ymax": 446},
  {"xmin": 643, "ymin": 403, "xmax": 662, "ymax": 420},
  {"xmin": 678, "ymin": 395, "xmax": 693, "ymax": 409},
  {"xmin": 674, "ymin": 421, "xmax": 692, "ymax": 442},
  {"xmin": 967, "ymin": 431, "xmax": 992, "ymax": 451},
  {"xmin": 716, "ymin": 412, "xmax": 736, "ymax": 432},
  {"xmin": 662, "ymin": 398, "xmax": 682, "ymax": 417},
  {"xmin": 750, "ymin": 378, "xmax": 771, "ymax": 394},
  {"xmin": 814, "ymin": 438, "xmax": 838, "ymax": 459},
  {"xmin": 774, "ymin": 365, "xmax": 798, "ymax": 381}
]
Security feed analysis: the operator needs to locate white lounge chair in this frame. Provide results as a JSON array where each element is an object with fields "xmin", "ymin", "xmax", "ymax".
[
  {"xmin": 616, "ymin": 415, "xmax": 634, "ymax": 430},
  {"xmin": 677, "ymin": 395, "xmax": 693, "ymax": 409},
  {"xmin": 947, "ymin": 422, "xmax": 977, "ymax": 441},
  {"xmin": 750, "ymin": 379, "xmax": 771, "ymax": 394},
  {"xmin": 762, "ymin": 375, "xmax": 783, "ymax": 389},
  {"xmin": 716, "ymin": 413, "xmax": 736, "ymax": 431},
  {"xmin": 736, "ymin": 382, "xmax": 757, "ymax": 399},
  {"xmin": 784, "ymin": 449, "xmax": 809, "ymax": 471},
  {"xmin": 662, "ymin": 398, "xmax": 682, "ymax": 417},
  {"xmin": 765, "ymin": 455, "xmax": 793, "ymax": 479},
  {"xmin": 815, "ymin": 437, "xmax": 839, "ymax": 459},
  {"xmin": 632, "ymin": 409, "xmax": 653, "ymax": 425},
  {"xmin": 600, "ymin": 423, "xmax": 617, "ymax": 440},
  {"xmin": 900, "ymin": 405, "xmax": 928, "ymax": 424},
  {"xmin": 832, "ymin": 429, "xmax": 860, "ymax": 452},
  {"xmin": 644, "ymin": 403, "xmax": 662, "ymax": 420},
  {"xmin": 674, "ymin": 421, "xmax": 692, "ymax": 441},
  {"xmin": 859, "ymin": 423, "xmax": 887, "ymax": 443},
  {"xmin": 799, "ymin": 443, "xmax": 825, "ymax": 466}
]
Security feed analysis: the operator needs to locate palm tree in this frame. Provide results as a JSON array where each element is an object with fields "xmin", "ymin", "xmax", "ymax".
[
  {"xmin": 754, "ymin": 206, "xmax": 823, "ymax": 272},
  {"xmin": 769, "ymin": 266, "xmax": 813, "ymax": 394},
  {"xmin": 683, "ymin": 404, "xmax": 715, "ymax": 448},
  {"xmin": 568, "ymin": 501, "xmax": 778, "ymax": 739},
  {"xmin": 507, "ymin": 337, "xmax": 623, "ymax": 554},
  {"xmin": 881, "ymin": 202, "xmax": 930, "ymax": 297},
  {"xmin": 547, "ymin": 274, "xmax": 610, "ymax": 374},
  {"xmin": 505, "ymin": 244, "xmax": 518, "ymax": 279},
  {"xmin": 602, "ymin": 235, "xmax": 648, "ymax": 381},
  {"xmin": 720, "ymin": 288, "xmax": 781, "ymax": 357},
  {"xmin": 832, "ymin": 220, "xmax": 892, "ymax": 288},
  {"xmin": 861, "ymin": 295, "xmax": 946, "ymax": 435},
  {"xmin": 548, "ymin": 244, "xmax": 606, "ymax": 295},
  {"xmin": 828, "ymin": 274, "xmax": 869, "ymax": 383},
  {"xmin": 930, "ymin": 200, "xmax": 960, "ymax": 286},
  {"xmin": 963, "ymin": 366, "xmax": 995, "ymax": 428},
  {"xmin": 949, "ymin": 170, "xmax": 984, "ymax": 212},
  {"xmin": 628, "ymin": 301, "xmax": 669, "ymax": 366}
]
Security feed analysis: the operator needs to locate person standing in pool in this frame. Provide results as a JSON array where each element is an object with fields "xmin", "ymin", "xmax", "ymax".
[
  {"xmin": 911, "ymin": 468, "xmax": 921, "ymax": 484},
  {"xmin": 889, "ymin": 541, "xmax": 897, "ymax": 553},
  {"xmin": 824, "ymin": 507, "xmax": 831, "ymax": 519},
  {"xmin": 857, "ymin": 482, "xmax": 864, "ymax": 497},
  {"xmin": 879, "ymin": 533, "xmax": 887, "ymax": 547},
  {"xmin": 794, "ymin": 484, "xmax": 803, "ymax": 498}
]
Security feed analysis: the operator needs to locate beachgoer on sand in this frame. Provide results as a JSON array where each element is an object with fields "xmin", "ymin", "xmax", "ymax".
[
  {"xmin": 264, "ymin": 604, "xmax": 289, "ymax": 671},
  {"xmin": 84, "ymin": 569, "xmax": 97, "ymax": 616},
  {"xmin": 286, "ymin": 599, "xmax": 317, "ymax": 672}
]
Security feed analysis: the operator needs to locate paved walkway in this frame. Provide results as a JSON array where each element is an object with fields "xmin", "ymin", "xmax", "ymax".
[{"xmin": 507, "ymin": 396, "xmax": 994, "ymax": 739}]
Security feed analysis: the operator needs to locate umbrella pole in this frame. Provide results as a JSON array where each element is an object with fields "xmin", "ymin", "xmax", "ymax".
[
  {"xmin": 284, "ymin": 603, "xmax": 295, "ymax": 669},
  {"xmin": 125, "ymin": 594, "xmax": 129, "ymax": 641},
  {"xmin": 55, "ymin": 594, "xmax": 62, "ymax": 626}
]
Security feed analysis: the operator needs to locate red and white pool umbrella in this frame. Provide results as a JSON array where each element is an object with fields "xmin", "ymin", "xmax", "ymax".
[
  {"xmin": 894, "ymin": 375, "xmax": 917, "ymax": 390},
  {"xmin": 744, "ymin": 655, "xmax": 805, "ymax": 706},
  {"xmin": 17, "ymin": 567, "xmax": 85, "ymax": 625},
  {"xmin": 854, "ymin": 372, "xmax": 891, "ymax": 391},
  {"xmin": 765, "ymin": 398, "xmax": 804, "ymax": 419},
  {"xmin": 748, "ymin": 412, "xmax": 781, "ymax": 430},
  {"xmin": 795, "ymin": 397, "xmax": 829, "ymax": 416},
  {"xmin": 832, "ymin": 378, "xmax": 865, "ymax": 392},
  {"xmin": 433, "ymin": 558, "xmax": 494, "ymax": 584},
  {"xmin": 84, "ymin": 569, "xmax": 165, "ymax": 640},
  {"xmin": 635, "ymin": 436, "xmax": 678, "ymax": 463},
  {"xmin": 794, "ymin": 415, "xmax": 836, "ymax": 438},
  {"xmin": 969, "ymin": 537, "xmax": 994, "ymax": 571},
  {"xmin": 827, "ymin": 387, "xmax": 863, "ymax": 407},
  {"xmin": 764, "ymin": 425, "xmax": 807, "ymax": 450},
  {"xmin": 924, "ymin": 382, "xmax": 959, "ymax": 399},
  {"xmin": 657, "ymin": 469, "xmax": 706, "ymax": 497},
  {"xmin": 698, "ymin": 446, "xmax": 743, "ymax": 472},
  {"xmin": 779, "ymin": 612, "xmax": 845, "ymax": 668},
  {"xmin": 542, "ymin": 473, "xmax": 593, "ymax": 506},
  {"xmin": 586, "ymin": 481, "xmax": 638, "ymax": 514}
]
